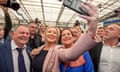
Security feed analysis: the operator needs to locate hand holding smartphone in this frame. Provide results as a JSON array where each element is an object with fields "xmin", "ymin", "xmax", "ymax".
[
  {"xmin": 64, "ymin": 0, "xmax": 98, "ymax": 38},
  {"xmin": 63, "ymin": 0, "xmax": 89, "ymax": 16}
]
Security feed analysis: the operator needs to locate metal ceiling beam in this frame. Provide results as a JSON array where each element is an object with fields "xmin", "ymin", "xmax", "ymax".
[
  {"xmin": 22, "ymin": 0, "xmax": 61, "ymax": 6},
  {"xmin": 99, "ymin": 7, "xmax": 120, "ymax": 22},
  {"xmin": 99, "ymin": 0, "xmax": 119, "ymax": 22},
  {"xmin": 22, "ymin": 3, "xmax": 61, "ymax": 9},
  {"xmin": 67, "ymin": 13, "xmax": 76, "ymax": 24},
  {"xmin": 56, "ymin": 5, "xmax": 64, "ymax": 26},
  {"xmin": 7, "ymin": 10, "xmax": 20, "ymax": 24},
  {"xmin": 99, "ymin": 11, "xmax": 114, "ymax": 22},
  {"xmin": 22, "ymin": 0, "xmax": 40, "ymax": 3},
  {"xmin": 19, "ymin": 0, "xmax": 33, "ymax": 21},
  {"xmin": 99, "ymin": 0, "xmax": 118, "ymax": 12},
  {"xmin": 41, "ymin": 0, "xmax": 45, "ymax": 22},
  {"xmin": 9, "ymin": 10, "xmax": 19, "ymax": 20}
]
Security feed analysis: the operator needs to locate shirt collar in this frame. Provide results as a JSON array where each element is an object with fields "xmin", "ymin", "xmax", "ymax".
[
  {"xmin": 117, "ymin": 42, "xmax": 120, "ymax": 47},
  {"xmin": 11, "ymin": 40, "xmax": 26, "ymax": 50},
  {"xmin": 103, "ymin": 41, "xmax": 120, "ymax": 47},
  {"xmin": 110, "ymin": 42, "xmax": 120, "ymax": 47},
  {"xmin": 0, "ymin": 39, "xmax": 4, "ymax": 43}
]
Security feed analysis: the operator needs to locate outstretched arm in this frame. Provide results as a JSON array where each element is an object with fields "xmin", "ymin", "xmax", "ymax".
[{"xmin": 58, "ymin": 1, "xmax": 98, "ymax": 62}]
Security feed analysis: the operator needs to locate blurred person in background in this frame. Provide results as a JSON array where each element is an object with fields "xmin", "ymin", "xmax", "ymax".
[
  {"xmin": 38, "ymin": 23, "xmax": 47, "ymax": 44},
  {"xmin": 96, "ymin": 27, "xmax": 105, "ymax": 39},
  {"xmin": 71, "ymin": 25, "xmax": 83, "ymax": 43},
  {"xmin": 27, "ymin": 22, "xmax": 43, "ymax": 49},
  {"xmin": 115, "ymin": 9, "xmax": 120, "ymax": 17},
  {"xmin": 0, "ymin": 0, "xmax": 12, "ymax": 43}
]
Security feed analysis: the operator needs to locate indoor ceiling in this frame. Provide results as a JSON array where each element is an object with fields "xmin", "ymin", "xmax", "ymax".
[{"xmin": 6, "ymin": 0, "xmax": 120, "ymax": 26}]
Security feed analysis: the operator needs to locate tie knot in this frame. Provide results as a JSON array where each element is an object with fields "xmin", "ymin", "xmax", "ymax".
[{"xmin": 16, "ymin": 48, "xmax": 23, "ymax": 53}]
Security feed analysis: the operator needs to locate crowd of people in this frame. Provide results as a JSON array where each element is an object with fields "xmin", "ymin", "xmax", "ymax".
[{"xmin": 0, "ymin": 0, "xmax": 120, "ymax": 72}]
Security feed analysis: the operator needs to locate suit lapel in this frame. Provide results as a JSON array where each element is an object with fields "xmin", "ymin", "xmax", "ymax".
[
  {"xmin": 97, "ymin": 42, "xmax": 103, "ymax": 64},
  {"xmin": 4, "ymin": 42, "xmax": 14, "ymax": 72},
  {"xmin": 98, "ymin": 42, "xmax": 103, "ymax": 56},
  {"xmin": 26, "ymin": 47, "xmax": 32, "ymax": 72}
]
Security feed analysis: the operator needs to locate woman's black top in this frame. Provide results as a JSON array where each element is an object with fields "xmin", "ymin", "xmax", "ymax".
[{"xmin": 32, "ymin": 49, "xmax": 48, "ymax": 72}]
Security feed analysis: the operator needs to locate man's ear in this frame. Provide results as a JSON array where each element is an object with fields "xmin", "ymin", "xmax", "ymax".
[
  {"xmin": 10, "ymin": 31, "xmax": 15, "ymax": 38},
  {"xmin": 118, "ymin": 34, "xmax": 120, "ymax": 38},
  {"xmin": 118, "ymin": 31, "xmax": 120, "ymax": 38}
]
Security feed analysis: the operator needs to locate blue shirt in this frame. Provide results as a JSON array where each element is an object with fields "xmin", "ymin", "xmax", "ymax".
[{"xmin": 60, "ymin": 51, "xmax": 94, "ymax": 72}]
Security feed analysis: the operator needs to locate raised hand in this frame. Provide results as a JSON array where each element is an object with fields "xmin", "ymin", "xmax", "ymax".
[{"xmin": 79, "ymin": 1, "xmax": 98, "ymax": 37}]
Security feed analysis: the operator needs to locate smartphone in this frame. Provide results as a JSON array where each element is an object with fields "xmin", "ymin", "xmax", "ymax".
[{"xmin": 63, "ymin": 0, "xmax": 89, "ymax": 16}]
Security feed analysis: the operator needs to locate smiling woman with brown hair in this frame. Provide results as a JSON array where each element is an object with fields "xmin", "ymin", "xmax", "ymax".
[{"xmin": 60, "ymin": 29, "xmax": 94, "ymax": 72}]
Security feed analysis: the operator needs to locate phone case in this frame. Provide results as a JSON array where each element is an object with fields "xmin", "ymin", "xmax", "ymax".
[{"xmin": 63, "ymin": 0, "xmax": 89, "ymax": 16}]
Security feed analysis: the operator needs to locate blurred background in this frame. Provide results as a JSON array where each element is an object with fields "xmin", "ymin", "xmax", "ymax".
[{"xmin": 0, "ymin": 0, "xmax": 120, "ymax": 29}]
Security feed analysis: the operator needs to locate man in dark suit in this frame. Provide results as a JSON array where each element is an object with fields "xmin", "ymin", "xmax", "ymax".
[
  {"xmin": 27, "ymin": 22, "xmax": 44, "ymax": 49},
  {"xmin": 0, "ymin": 24, "xmax": 32, "ymax": 72},
  {"xmin": 89, "ymin": 42, "xmax": 103, "ymax": 72}
]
